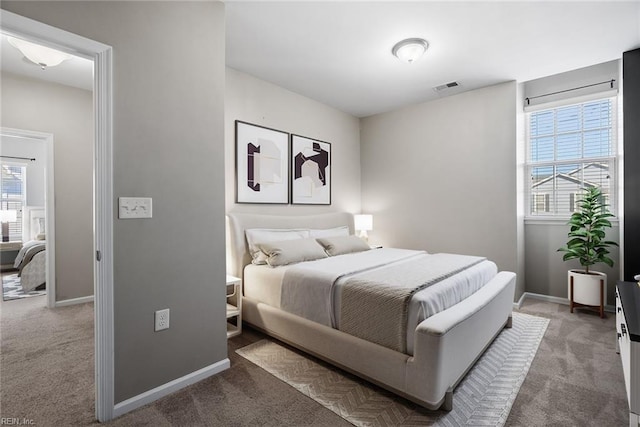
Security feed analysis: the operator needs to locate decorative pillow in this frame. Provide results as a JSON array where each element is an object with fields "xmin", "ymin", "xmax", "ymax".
[
  {"xmin": 258, "ymin": 238, "xmax": 328, "ymax": 267},
  {"xmin": 316, "ymin": 235, "xmax": 371, "ymax": 256},
  {"xmin": 309, "ymin": 225, "xmax": 350, "ymax": 239},
  {"xmin": 245, "ymin": 228, "xmax": 310, "ymax": 265}
]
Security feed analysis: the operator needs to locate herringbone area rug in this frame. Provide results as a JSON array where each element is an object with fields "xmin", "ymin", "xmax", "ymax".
[{"xmin": 236, "ymin": 312, "xmax": 549, "ymax": 427}]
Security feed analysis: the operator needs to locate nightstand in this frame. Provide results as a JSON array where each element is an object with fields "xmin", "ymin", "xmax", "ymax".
[{"xmin": 226, "ymin": 275, "xmax": 242, "ymax": 338}]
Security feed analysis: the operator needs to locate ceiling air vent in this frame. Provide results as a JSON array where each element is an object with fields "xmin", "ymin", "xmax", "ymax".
[{"xmin": 433, "ymin": 81, "xmax": 461, "ymax": 93}]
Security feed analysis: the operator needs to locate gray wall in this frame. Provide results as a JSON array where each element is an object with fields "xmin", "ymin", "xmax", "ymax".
[
  {"xmin": 524, "ymin": 60, "xmax": 619, "ymax": 107},
  {"xmin": 1, "ymin": 72, "xmax": 93, "ymax": 301},
  {"xmin": 2, "ymin": 1, "xmax": 228, "ymax": 403},
  {"xmin": 526, "ymin": 223, "xmax": 620, "ymax": 304},
  {"xmin": 360, "ymin": 81, "xmax": 522, "ymax": 299},
  {"xmin": 225, "ymin": 68, "xmax": 361, "ymax": 215},
  {"xmin": 522, "ymin": 61, "xmax": 621, "ymax": 303}
]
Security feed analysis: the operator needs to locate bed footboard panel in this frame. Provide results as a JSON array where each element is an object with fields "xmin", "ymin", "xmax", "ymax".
[{"xmin": 406, "ymin": 271, "xmax": 516, "ymax": 407}]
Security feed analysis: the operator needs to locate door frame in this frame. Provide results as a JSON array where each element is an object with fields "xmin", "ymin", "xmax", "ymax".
[
  {"xmin": 0, "ymin": 127, "xmax": 56, "ymax": 309},
  {"xmin": 1, "ymin": 11, "xmax": 115, "ymax": 421}
]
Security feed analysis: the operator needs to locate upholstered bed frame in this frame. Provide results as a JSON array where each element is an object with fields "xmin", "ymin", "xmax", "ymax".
[{"xmin": 227, "ymin": 212, "xmax": 516, "ymax": 410}]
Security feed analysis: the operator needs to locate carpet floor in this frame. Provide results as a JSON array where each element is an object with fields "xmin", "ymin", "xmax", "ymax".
[{"xmin": 0, "ymin": 297, "xmax": 629, "ymax": 426}]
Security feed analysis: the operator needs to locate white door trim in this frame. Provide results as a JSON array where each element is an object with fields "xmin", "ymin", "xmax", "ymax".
[
  {"xmin": 0, "ymin": 10, "xmax": 116, "ymax": 422},
  {"xmin": 0, "ymin": 127, "xmax": 56, "ymax": 309}
]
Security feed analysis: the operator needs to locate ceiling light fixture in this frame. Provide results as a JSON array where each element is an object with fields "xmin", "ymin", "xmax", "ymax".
[
  {"xmin": 392, "ymin": 38, "xmax": 429, "ymax": 64},
  {"xmin": 8, "ymin": 36, "xmax": 72, "ymax": 70}
]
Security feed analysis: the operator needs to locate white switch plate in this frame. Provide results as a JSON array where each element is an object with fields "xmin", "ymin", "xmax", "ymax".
[
  {"xmin": 155, "ymin": 308, "xmax": 170, "ymax": 331},
  {"xmin": 119, "ymin": 197, "xmax": 152, "ymax": 219}
]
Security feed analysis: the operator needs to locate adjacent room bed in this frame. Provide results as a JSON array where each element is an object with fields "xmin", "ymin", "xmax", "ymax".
[
  {"xmin": 13, "ymin": 207, "xmax": 46, "ymax": 292},
  {"xmin": 227, "ymin": 212, "xmax": 516, "ymax": 411}
]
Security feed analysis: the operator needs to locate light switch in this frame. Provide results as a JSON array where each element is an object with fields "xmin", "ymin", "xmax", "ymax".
[{"xmin": 119, "ymin": 197, "xmax": 152, "ymax": 219}]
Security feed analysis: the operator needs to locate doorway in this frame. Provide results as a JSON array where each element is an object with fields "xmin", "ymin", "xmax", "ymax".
[
  {"xmin": 0, "ymin": 10, "xmax": 115, "ymax": 422},
  {"xmin": 0, "ymin": 129, "xmax": 54, "ymax": 306}
]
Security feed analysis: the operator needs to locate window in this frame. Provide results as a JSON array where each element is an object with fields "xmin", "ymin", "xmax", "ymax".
[
  {"xmin": 532, "ymin": 193, "xmax": 550, "ymax": 213},
  {"xmin": 527, "ymin": 97, "xmax": 616, "ymax": 217},
  {"xmin": 1, "ymin": 162, "xmax": 26, "ymax": 241}
]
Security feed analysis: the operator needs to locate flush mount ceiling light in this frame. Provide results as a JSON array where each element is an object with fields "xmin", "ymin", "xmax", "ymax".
[
  {"xmin": 392, "ymin": 38, "xmax": 429, "ymax": 64},
  {"xmin": 8, "ymin": 36, "xmax": 73, "ymax": 70}
]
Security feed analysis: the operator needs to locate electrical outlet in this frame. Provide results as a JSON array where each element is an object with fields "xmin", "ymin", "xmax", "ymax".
[{"xmin": 155, "ymin": 308, "xmax": 170, "ymax": 331}]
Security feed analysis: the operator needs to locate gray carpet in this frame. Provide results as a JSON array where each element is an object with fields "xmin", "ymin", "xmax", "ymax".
[
  {"xmin": 236, "ymin": 313, "xmax": 548, "ymax": 427},
  {"xmin": 0, "ymin": 297, "xmax": 629, "ymax": 426}
]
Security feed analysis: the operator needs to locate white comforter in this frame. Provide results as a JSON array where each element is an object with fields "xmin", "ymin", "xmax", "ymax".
[{"xmin": 277, "ymin": 248, "xmax": 497, "ymax": 355}]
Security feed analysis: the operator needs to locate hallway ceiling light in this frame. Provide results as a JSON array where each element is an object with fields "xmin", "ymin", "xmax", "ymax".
[
  {"xmin": 391, "ymin": 38, "xmax": 429, "ymax": 64},
  {"xmin": 8, "ymin": 36, "xmax": 73, "ymax": 70}
]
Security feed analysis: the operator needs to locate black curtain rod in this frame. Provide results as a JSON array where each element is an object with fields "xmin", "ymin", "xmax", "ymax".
[
  {"xmin": 1, "ymin": 155, "xmax": 36, "ymax": 162},
  {"xmin": 525, "ymin": 79, "xmax": 615, "ymax": 105}
]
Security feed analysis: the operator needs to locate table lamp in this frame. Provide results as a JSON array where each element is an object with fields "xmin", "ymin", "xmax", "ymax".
[{"xmin": 354, "ymin": 214, "xmax": 373, "ymax": 243}]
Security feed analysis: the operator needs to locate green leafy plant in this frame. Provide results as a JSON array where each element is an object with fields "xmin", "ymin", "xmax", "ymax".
[{"xmin": 558, "ymin": 186, "xmax": 618, "ymax": 274}]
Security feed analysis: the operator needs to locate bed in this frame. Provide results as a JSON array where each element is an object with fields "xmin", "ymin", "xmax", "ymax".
[
  {"xmin": 13, "ymin": 206, "xmax": 46, "ymax": 292},
  {"xmin": 227, "ymin": 212, "xmax": 516, "ymax": 411}
]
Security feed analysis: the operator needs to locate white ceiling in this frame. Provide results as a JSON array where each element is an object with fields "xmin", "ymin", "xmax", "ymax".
[
  {"xmin": 226, "ymin": 1, "xmax": 640, "ymax": 117},
  {"xmin": 0, "ymin": 33, "xmax": 93, "ymax": 91},
  {"xmin": 1, "ymin": 3, "xmax": 638, "ymax": 116}
]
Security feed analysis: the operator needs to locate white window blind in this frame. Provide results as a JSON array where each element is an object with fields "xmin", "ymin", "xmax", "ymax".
[
  {"xmin": 1, "ymin": 162, "xmax": 26, "ymax": 241},
  {"xmin": 527, "ymin": 97, "xmax": 616, "ymax": 217}
]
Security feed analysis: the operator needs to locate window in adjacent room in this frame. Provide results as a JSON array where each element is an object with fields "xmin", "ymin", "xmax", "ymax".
[
  {"xmin": 0, "ymin": 162, "xmax": 26, "ymax": 241},
  {"xmin": 526, "ymin": 97, "xmax": 616, "ymax": 217}
]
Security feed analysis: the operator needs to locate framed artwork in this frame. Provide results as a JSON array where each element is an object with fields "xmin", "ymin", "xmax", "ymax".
[
  {"xmin": 291, "ymin": 134, "xmax": 331, "ymax": 205},
  {"xmin": 236, "ymin": 121, "xmax": 289, "ymax": 204}
]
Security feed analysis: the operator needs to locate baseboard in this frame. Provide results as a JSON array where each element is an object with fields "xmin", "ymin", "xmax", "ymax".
[
  {"xmin": 519, "ymin": 292, "xmax": 615, "ymax": 313},
  {"xmin": 513, "ymin": 292, "xmax": 527, "ymax": 310},
  {"xmin": 113, "ymin": 358, "xmax": 230, "ymax": 418},
  {"xmin": 55, "ymin": 295, "xmax": 94, "ymax": 307}
]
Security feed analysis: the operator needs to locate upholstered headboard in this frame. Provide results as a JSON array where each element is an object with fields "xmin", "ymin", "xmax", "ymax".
[
  {"xmin": 22, "ymin": 206, "xmax": 45, "ymax": 242},
  {"xmin": 226, "ymin": 212, "xmax": 354, "ymax": 277}
]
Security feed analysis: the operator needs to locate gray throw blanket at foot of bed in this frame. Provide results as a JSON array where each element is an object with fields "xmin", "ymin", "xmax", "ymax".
[{"xmin": 340, "ymin": 253, "xmax": 486, "ymax": 354}]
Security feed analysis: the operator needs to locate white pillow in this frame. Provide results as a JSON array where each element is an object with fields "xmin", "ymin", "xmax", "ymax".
[
  {"xmin": 309, "ymin": 226, "xmax": 350, "ymax": 239},
  {"xmin": 316, "ymin": 235, "xmax": 371, "ymax": 256},
  {"xmin": 245, "ymin": 228, "xmax": 310, "ymax": 265},
  {"xmin": 258, "ymin": 238, "xmax": 328, "ymax": 267}
]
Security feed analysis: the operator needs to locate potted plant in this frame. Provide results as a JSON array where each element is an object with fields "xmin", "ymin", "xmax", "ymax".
[{"xmin": 558, "ymin": 186, "xmax": 618, "ymax": 316}]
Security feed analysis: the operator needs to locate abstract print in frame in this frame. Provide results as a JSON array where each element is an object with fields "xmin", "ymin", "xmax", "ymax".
[
  {"xmin": 291, "ymin": 135, "xmax": 331, "ymax": 205},
  {"xmin": 236, "ymin": 121, "xmax": 289, "ymax": 204}
]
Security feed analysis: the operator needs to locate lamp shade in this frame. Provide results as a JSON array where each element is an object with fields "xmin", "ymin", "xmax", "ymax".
[
  {"xmin": 0, "ymin": 210, "xmax": 17, "ymax": 223},
  {"xmin": 8, "ymin": 36, "xmax": 72, "ymax": 69},
  {"xmin": 354, "ymin": 214, "xmax": 373, "ymax": 231}
]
